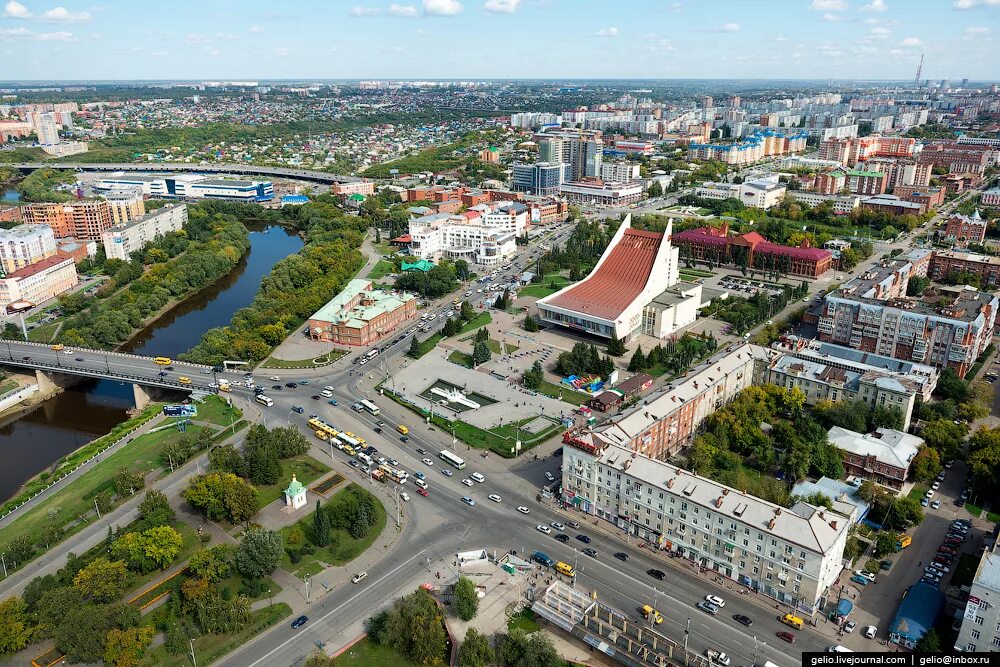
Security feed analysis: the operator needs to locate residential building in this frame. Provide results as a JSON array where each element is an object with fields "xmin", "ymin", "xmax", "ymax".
[
  {"xmin": 534, "ymin": 129, "xmax": 603, "ymax": 180},
  {"xmin": 40, "ymin": 142, "xmax": 87, "ymax": 158},
  {"xmin": 981, "ymin": 187, "xmax": 1000, "ymax": 207},
  {"xmin": 600, "ymin": 162, "xmax": 641, "ymax": 183},
  {"xmin": 0, "ymin": 253, "xmax": 78, "ymax": 311},
  {"xmin": 34, "ymin": 112, "xmax": 59, "ymax": 145},
  {"xmin": 21, "ymin": 201, "xmax": 113, "ymax": 240},
  {"xmin": 559, "ymin": 180, "xmax": 643, "ymax": 207},
  {"xmin": 560, "ymin": 438, "xmax": 849, "ymax": 614},
  {"xmin": 468, "ymin": 201, "xmax": 528, "ymax": 236},
  {"xmin": 695, "ymin": 176, "xmax": 787, "ymax": 210},
  {"xmin": 892, "ymin": 185, "xmax": 945, "ymax": 211},
  {"xmin": 102, "ymin": 189, "xmax": 145, "ymax": 226},
  {"xmin": 307, "ymin": 278, "xmax": 416, "ymax": 346},
  {"xmin": 846, "ymin": 170, "xmax": 887, "ymax": 196},
  {"xmin": 860, "ymin": 194, "xmax": 927, "ymax": 216},
  {"xmin": 930, "ymin": 250, "xmax": 1000, "ymax": 289},
  {"xmin": 954, "ymin": 542, "xmax": 1000, "ymax": 652},
  {"xmin": 536, "ymin": 216, "xmax": 701, "ymax": 341},
  {"xmin": 917, "ymin": 141, "xmax": 995, "ymax": 174},
  {"xmin": 814, "ymin": 169, "xmax": 847, "ymax": 195},
  {"xmin": 688, "ymin": 131, "xmax": 807, "ymax": 166},
  {"xmin": 817, "ymin": 287, "xmax": 998, "ymax": 376},
  {"xmin": 840, "ymin": 259, "xmax": 913, "ymax": 300},
  {"xmin": 943, "ymin": 172, "xmax": 983, "ymax": 194},
  {"xmin": 332, "ymin": 181, "xmax": 375, "ymax": 197},
  {"xmin": 858, "ymin": 158, "xmax": 932, "ymax": 189},
  {"xmin": 672, "ymin": 222, "xmax": 833, "ymax": 278},
  {"xmin": 0, "ymin": 224, "xmax": 57, "ymax": 275},
  {"xmin": 0, "ymin": 206, "xmax": 21, "ymax": 225},
  {"xmin": 943, "ymin": 210, "xmax": 988, "ymax": 246},
  {"xmin": 899, "ymin": 247, "xmax": 932, "ymax": 278},
  {"xmin": 827, "ymin": 426, "xmax": 922, "ymax": 491},
  {"xmin": 788, "ymin": 191, "xmax": 861, "ymax": 215},
  {"xmin": 511, "ymin": 162, "xmax": 565, "ymax": 197},
  {"xmin": 101, "ymin": 204, "xmax": 188, "ymax": 261}
]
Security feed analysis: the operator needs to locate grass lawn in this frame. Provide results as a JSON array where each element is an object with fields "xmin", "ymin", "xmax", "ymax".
[
  {"xmin": 331, "ymin": 638, "xmax": 421, "ymax": 667},
  {"xmin": 907, "ymin": 484, "xmax": 928, "ymax": 502},
  {"xmin": 373, "ymin": 241, "xmax": 396, "ymax": 256},
  {"xmin": 27, "ymin": 321, "xmax": 60, "ymax": 342},
  {"xmin": 0, "ymin": 419, "xmax": 210, "ymax": 565},
  {"xmin": 279, "ymin": 483, "xmax": 387, "ymax": 573},
  {"xmin": 294, "ymin": 560, "xmax": 326, "ymax": 578},
  {"xmin": 988, "ymin": 511, "xmax": 1000, "ymax": 524},
  {"xmin": 486, "ymin": 339, "xmax": 518, "ymax": 354},
  {"xmin": 0, "ymin": 379, "xmax": 19, "ymax": 395},
  {"xmin": 965, "ymin": 502, "xmax": 984, "ymax": 518},
  {"xmin": 412, "ymin": 332, "xmax": 443, "ymax": 358},
  {"xmin": 215, "ymin": 574, "xmax": 282, "ymax": 602},
  {"xmin": 261, "ymin": 350, "xmax": 346, "ymax": 369},
  {"xmin": 952, "ymin": 553, "xmax": 980, "ymax": 588},
  {"xmin": 448, "ymin": 350, "xmax": 473, "ymax": 368},
  {"xmin": 141, "ymin": 603, "xmax": 292, "ymax": 667},
  {"xmin": 255, "ymin": 455, "xmax": 331, "ymax": 509},
  {"xmin": 678, "ymin": 267, "xmax": 715, "ymax": 278},
  {"xmin": 518, "ymin": 276, "xmax": 573, "ymax": 299},
  {"xmin": 537, "ymin": 379, "xmax": 589, "ymax": 406},
  {"xmin": 508, "ymin": 608, "xmax": 540, "ymax": 633},
  {"xmin": 193, "ymin": 395, "xmax": 242, "ymax": 427},
  {"xmin": 458, "ymin": 312, "xmax": 492, "ymax": 334},
  {"xmin": 367, "ymin": 259, "xmax": 395, "ymax": 280}
]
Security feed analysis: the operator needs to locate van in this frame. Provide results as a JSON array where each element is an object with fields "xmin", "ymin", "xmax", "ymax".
[
  {"xmin": 351, "ymin": 571, "xmax": 367, "ymax": 584},
  {"xmin": 532, "ymin": 551, "xmax": 555, "ymax": 568},
  {"xmin": 178, "ymin": 377, "xmax": 192, "ymax": 385},
  {"xmin": 641, "ymin": 605, "xmax": 664, "ymax": 625},
  {"xmin": 555, "ymin": 562, "xmax": 575, "ymax": 578},
  {"xmin": 781, "ymin": 613, "xmax": 804, "ymax": 630},
  {"xmin": 314, "ymin": 430, "xmax": 329, "ymax": 441},
  {"xmin": 51, "ymin": 344, "xmax": 64, "ymax": 351},
  {"xmin": 397, "ymin": 424, "xmax": 409, "ymax": 435},
  {"xmin": 321, "ymin": 389, "xmax": 333, "ymax": 398},
  {"xmin": 413, "ymin": 478, "xmax": 428, "ymax": 490},
  {"xmin": 256, "ymin": 395, "xmax": 274, "ymax": 407},
  {"xmin": 470, "ymin": 472, "xmax": 485, "ymax": 483},
  {"xmin": 154, "ymin": 357, "xmax": 172, "ymax": 365}
]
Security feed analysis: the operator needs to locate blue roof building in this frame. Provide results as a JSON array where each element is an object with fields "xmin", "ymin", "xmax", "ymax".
[{"xmin": 889, "ymin": 581, "xmax": 944, "ymax": 649}]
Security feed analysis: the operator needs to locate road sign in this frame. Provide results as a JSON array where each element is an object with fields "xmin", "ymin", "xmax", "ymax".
[{"xmin": 163, "ymin": 405, "xmax": 198, "ymax": 417}]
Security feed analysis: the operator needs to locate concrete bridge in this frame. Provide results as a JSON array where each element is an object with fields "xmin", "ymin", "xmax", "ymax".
[
  {"xmin": 10, "ymin": 162, "xmax": 364, "ymax": 185},
  {"xmin": 0, "ymin": 339, "xmax": 218, "ymax": 408}
]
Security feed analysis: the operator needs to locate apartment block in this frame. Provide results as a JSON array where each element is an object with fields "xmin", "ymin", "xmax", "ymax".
[
  {"xmin": 101, "ymin": 204, "xmax": 188, "ymax": 261},
  {"xmin": 21, "ymin": 201, "xmax": 113, "ymax": 240},
  {"xmin": 102, "ymin": 189, "xmax": 145, "ymax": 226},
  {"xmin": 0, "ymin": 224, "xmax": 58, "ymax": 275},
  {"xmin": 788, "ymin": 191, "xmax": 861, "ymax": 215},
  {"xmin": 930, "ymin": 250, "xmax": 1000, "ymax": 289},
  {"xmin": 953, "ymin": 543, "xmax": 1000, "ymax": 652},
  {"xmin": 0, "ymin": 254, "xmax": 78, "ymax": 310},
  {"xmin": 846, "ymin": 170, "xmax": 887, "ymax": 196}
]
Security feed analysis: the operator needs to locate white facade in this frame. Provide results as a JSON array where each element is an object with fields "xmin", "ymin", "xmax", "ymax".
[
  {"xmin": 101, "ymin": 204, "xmax": 188, "ymax": 261},
  {"xmin": 559, "ymin": 180, "xmax": 643, "ymax": 207},
  {"xmin": 0, "ymin": 255, "xmax": 78, "ymax": 310},
  {"xmin": 788, "ymin": 191, "xmax": 862, "ymax": 214},
  {"xmin": 407, "ymin": 211, "xmax": 517, "ymax": 267},
  {"xmin": 95, "ymin": 173, "xmax": 273, "ymax": 202},
  {"xmin": 470, "ymin": 201, "xmax": 529, "ymax": 236},
  {"xmin": 0, "ymin": 224, "xmax": 57, "ymax": 275},
  {"xmin": 695, "ymin": 176, "xmax": 787, "ymax": 210},
  {"xmin": 35, "ymin": 112, "xmax": 59, "ymax": 145},
  {"xmin": 600, "ymin": 162, "xmax": 641, "ymax": 183},
  {"xmin": 955, "ymin": 544, "xmax": 1000, "ymax": 652}
]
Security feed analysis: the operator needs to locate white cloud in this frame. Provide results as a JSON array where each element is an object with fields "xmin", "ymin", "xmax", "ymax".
[
  {"xmin": 810, "ymin": 0, "xmax": 847, "ymax": 10},
  {"xmin": 3, "ymin": 1, "xmax": 31, "ymax": 18},
  {"xmin": 595, "ymin": 26, "xmax": 619, "ymax": 37},
  {"xmin": 423, "ymin": 0, "xmax": 463, "ymax": 15},
  {"xmin": 483, "ymin": 0, "xmax": 520, "ymax": 12},
  {"xmin": 964, "ymin": 26, "xmax": 991, "ymax": 35},
  {"xmin": 36, "ymin": 30, "xmax": 75, "ymax": 41},
  {"xmin": 668, "ymin": 1, "xmax": 682, "ymax": 11},
  {"xmin": 869, "ymin": 27, "xmax": 890, "ymax": 36},
  {"xmin": 151, "ymin": 50, "xmax": 168, "ymax": 57},
  {"xmin": 954, "ymin": 0, "xmax": 1000, "ymax": 7},
  {"xmin": 273, "ymin": 46, "xmax": 290, "ymax": 56},
  {"xmin": 0, "ymin": 26, "xmax": 33, "ymax": 37},
  {"xmin": 388, "ymin": 3, "xmax": 419, "ymax": 16},
  {"xmin": 41, "ymin": 6, "xmax": 92, "ymax": 21},
  {"xmin": 216, "ymin": 32, "xmax": 237, "ymax": 40},
  {"xmin": 898, "ymin": 36, "xmax": 923, "ymax": 46},
  {"xmin": 186, "ymin": 32, "xmax": 208, "ymax": 44},
  {"xmin": 821, "ymin": 12, "xmax": 840, "ymax": 21},
  {"xmin": 349, "ymin": 5, "xmax": 381, "ymax": 16},
  {"xmin": 206, "ymin": 48, "xmax": 221, "ymax": 56},
  {"xmin": 651, "ymin": 38, "xmax": 677, "ymax": 51},
  {"xmin": 719, "ymin": 22, "xmax": 740, "ymax": 31},
  {"xmin": 248, "ymin": 25, "xmax": 264, "ymax": 33},
  {"xmin": 0, "ymin": 26, "xmax": 75, "ymax": 40},
  {"xmin": 774, "ymin": 35, "xmax": 788, "ymax": 41},
  {"xmin": 860, "ymin": 0, "xmax": 886, "ymax": 10}
]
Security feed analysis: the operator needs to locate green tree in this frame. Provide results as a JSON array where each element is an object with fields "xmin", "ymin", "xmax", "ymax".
[
  {"xmin": 208, "ymin": 444, "xmax": 243, "ymax": 475},
  {"xmin": 647, "ymin": 180, "xmax": 663, "ymax": 197},
  {"xmin": 369, "ymin": 588, "xmax": 447, "ymax": 665},
  {"xmin": 104, "ymin": 626, "xmax": 155, "ymax": 667},
  {"xmin": 606, "ymin": 333, "xmax": 626, "ymax": 356},
  {"xmin": 4, "ymin": 534, "xmax": 34, "ymax": 568},
  {"xmin": 453, "ymin": 576, "xmax": 479, "ymax": 621},
  {"xmin": 187, "ymin": 545, "xmax": 235, "ymax": 583},
  {"xmin": 915, "ymin": 628, "xmax": 941, "ymax": 653},
  {"xmin": 164, "ymin": 622, "xmax": 189, "ymax": 655},
  {"xmin": 496, "ymin": 628, "xmax": 563, "ymax": 667},
  {"xmin": 408, "ymin": 335, "xmax": 421, "ymax": 357},
  {"xmin": 628, "ymin": 346, "xmax": 647, "ymax": 372},
  {"xmin": 910, "ymin": 447, "xmax": 942, "ymax": 482},
  {"xmin": 472, "ymin": 340, "xmax": 491, "ymax": 366},
  {"xmin": 460, "ymin": 299, "xmax": 476, "ymax": 321},
  {"xmin": 313, "ymin": 499, "xmax": 331, "ymax": 547},
  {"xmin": 136, "ymin": 489, "xmax": 175, "ymax": 531},
  {"xmin": 34, "ymin": 586, "xmax": 83, "ymax": 636},
  {"xmin": 183, "ymin": 472, "xmax": 258, "ymax": 525},
  {"xmin": 870, "ymin": 405, "xmax": 904, "ymax": 431},
  {"xmin": 457, "ymin": 627, "xmax": 494, "ymax": 667},
  {"xmin": 111, "ymin": 525, "xmax": 183, "ymax": 573},
  {"xmin": 73, "ymin": 558, "xmax": 130, "ymax": 602},
  {"xmin": 523, "ymin": 361, "xmax": 544, "ymax": 391},
  {"xmin": 0, "ymin": 596, "xmax": 35, "ymax": 655},
  {"xmin": 920, "ymin": 419, "xmax": 967, "ymax": 460},
  {"xmin": 113, "ymin": 467, "xmax": 145, "ymax": 497},
  {"xmin": 236, "ymin": 528, "xmax": 284, "ymax": 579},
  {"xmin": 523, "ymin": 315, "xmax": 540, "ymax": 332}
]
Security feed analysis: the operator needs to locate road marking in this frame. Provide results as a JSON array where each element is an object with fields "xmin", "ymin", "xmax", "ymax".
[{"xmin": 243, "ymin": 548, "xmax": 428, "ymax": 667}]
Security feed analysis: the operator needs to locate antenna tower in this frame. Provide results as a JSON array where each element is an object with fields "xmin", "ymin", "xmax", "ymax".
[{"xmin": 914, "ymin": 53, "xmax": 924, "ymax": 88}]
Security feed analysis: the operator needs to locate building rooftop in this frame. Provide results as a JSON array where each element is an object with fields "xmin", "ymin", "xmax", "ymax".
[
  {"xmin": 0, "ymin": 224, "xmax": 52, "ymax": 239},
  {"xmin": 847, "ymin": 170, "xmax": 885, "ymax": 178},
  {"xmin": 838, "ymin": 259, "xmax": 911, "ymax": 300},
  {"xmin": 790, "ymin": 477, "xmax": 870, "ymax": 523},
  {"xmin": 889, "ymin": 582, "xmax": 944, "ymax": 644},
  {"xmin": 113, "ymin": 204, "xmax": 186, "ymax": 232},
  {"xmin": 827, "ymin": 426, "xmax": 922, "ymax": 470},
  {"xmin": 3, "ymin": 252, "xmax": 72, "ymax": 280},
  {"xmin": 192, "ymin": 178, "xmax": 261, "ymax": 188},
  {"xmin": 862, "ymin": 195, "xmax": 924, "ymax": 211},
  {"xmin": 310, "ymin": 278, "xmax": 414, "ymax": 329},
  {"xmin": 933, "ymin": 250, "xmax": 1000, "ymax": 266},
  {"xmin": 827, "ymin": 286, "xmax": 998, "ymax": 323}
]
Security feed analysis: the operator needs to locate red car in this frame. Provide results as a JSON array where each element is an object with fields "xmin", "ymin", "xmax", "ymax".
[
  {"xmin": 776, "ymin": 631, "xmax": 795, "ymax": 644},
  {"xmin": 416, "ymin": 487, "xmax": 429, "ymax": 497}
]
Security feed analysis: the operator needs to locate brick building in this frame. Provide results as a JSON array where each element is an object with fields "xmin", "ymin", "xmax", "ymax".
[
  {"xmin": 21, "ymin": 201, "xmax": 113, "ymax": 240},
  {"xmin": 846, "ymin": 170, "xmax": 887, "ymax": 196},
  {"xmin": 943, "ymin": 210, "xmax": 988, "ymax": 246},
  {"xmin": 672, "ymin": 222, "xmax": 833, "ymax": 278},
  {"xmin": 929, "ymin": 250, "xmax": 1000, "ymax": 288},
  {"xmin": 828, "ymin": 426, "xmax": 922, "ymax": 492},
  {"xmin": 307, "ymin": 279, "xmax": 416, "ymax": 346}
]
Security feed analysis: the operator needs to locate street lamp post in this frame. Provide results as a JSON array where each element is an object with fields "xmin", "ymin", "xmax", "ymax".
[
  {"xmin": 683, "ymin": 617, "xmax": 691, "ymax": 667},
  {"xmin": 268, "ymin": 588, "xmax": 273, "ymax": 608},
  {"xmin": 189, "ymin": 638, "xmax": 198, "ymax": 667}
]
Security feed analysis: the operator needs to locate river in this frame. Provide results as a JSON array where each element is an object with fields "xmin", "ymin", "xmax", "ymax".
[{"xmin": 0, "ymin": 220, "xmax": 304, "ymax": 502}]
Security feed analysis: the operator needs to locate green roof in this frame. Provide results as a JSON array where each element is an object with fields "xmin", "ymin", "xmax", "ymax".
[
  {"xmin": 401, "ymin": 259, "xmax": 434, "ymax": 272},
  {"xmin": 284, "ymin": 475, "xmax": 305, "ymax": 497},
  {"xmin": 847, "ymin": 170, "xmax": 884, "ymax": 178},
  {"xmin": 310, "ymin": 278, "xmax": 414, "ymax": 329},
  {"xmin": 348, "ymin": 193, "xmax": 366, "ymax": 201}
]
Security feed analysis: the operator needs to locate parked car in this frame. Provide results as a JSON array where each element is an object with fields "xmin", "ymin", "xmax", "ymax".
[
  {"xmin": 844, "ymin": 620, "xmax": 857, "ymax": 633},
  {"xmin": 863, "ymin": 626, "xmax": 878, "ymax": 639},
  {"xmin": 850, "ymin": 575, "xmax": 870, "ymax": 586}
]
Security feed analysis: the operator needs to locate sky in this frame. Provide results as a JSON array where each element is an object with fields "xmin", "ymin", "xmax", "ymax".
[{"xmin": 0, "ymin": 0, "xmax": 997, "ymax": 81}]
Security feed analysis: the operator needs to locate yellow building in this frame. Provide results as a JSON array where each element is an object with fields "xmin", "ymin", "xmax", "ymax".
[
  {"xmin": 103, "ymin": 189, "xmax": 146, "ymax": 226},
  {"xmin": 0, "ymin": 253, "xmax": 78, "ymax": 310}
]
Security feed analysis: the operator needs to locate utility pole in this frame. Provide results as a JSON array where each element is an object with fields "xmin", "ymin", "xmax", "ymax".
[
  {"xmin": 94, "ymin": 496, "xmax": 102, "ymax": 520},
  {"xmin": 752, "ymin": 636, "xmax": 763, "ymax": 666},
  {"xmin": 683, "ymin": 618, "xmax": 691, "ymax": 667},
  {"xmin": 189, "ymin": 638, "xmax": 198, "ymax": 667},
  {"xmin": 394, "ymin": 486, "xmax": 401, "ymax": 527},
  {"xmin": 1, "ymin": 552, "xmax": 7, "ymax": 578},
  {"xmin": 651, "ymin": 588, "xmax": 660, "ymax": 628}
]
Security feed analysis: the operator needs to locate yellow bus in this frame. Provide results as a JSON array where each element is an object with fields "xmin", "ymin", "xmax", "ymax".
[
  {"xmin": 314, "ymin": 430, "xmax": 329, "ymax": 441},
  {"xmin": 781, "ymin": 613, "xmax": 804, "ymax": 630},
  {"xmin": 555, "ymin": 562, "xmax": 575, "ymax": 578},
  {"xmin": 154, "ymin": 357, "xmax": 172, "ymax": 365}
]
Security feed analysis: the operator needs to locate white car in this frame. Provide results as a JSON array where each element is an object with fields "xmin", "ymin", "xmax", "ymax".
[
  {"xmin": 931, "ymin": 481, "xmax": 941, "ymax": 490},
  {"xmin": 488, "ymin": 494, "xmax": 502, "ymax": 503},
  {"xmin": 854, "ymin": 570, "xmax": 876, "ymax": 582},
  {"xmin": 400, "ymin": 492, "xmax": 410, "ymax": 502},
  {"xmin": 704, "ymin": 595, "xmax": 725, "ymax": 608},
  {"xmin": 544, "ymin": 471, "xmax": 555, "ymax": 482},
  {"xmin": 270, "ymin": 376, "xmax": 280, "ymax": 381},
  {"xmin": 536, "ymin": 524, "xmax": 552, "ymax": 534},
  {"xmin": 863, "ymin": 625, "xmax": 878, "ymax": 639},
  {"xmin": 324, "ymin": 385, "xmax": 334, "ymax": 392},
  {"xmin": 844, "ymin": 620, "xmax": 857, "ymax": 633},
  {"xmin": 924, "ymin": 489, "xmax": 935, "ymax": 498},
  {"xmin": 551, "ymin": 521, "xmax": 565, "ymax": 531},
  {"xmin": 62, "ymin": 349, "xmax": 73, "ymax": 355},
  {"xmin": 422, "ymin": 458, "xmax": 434, "ymax": 466},
  {"xmin": 461, "ymin": 478, "xmax": 474, "ymax": 487},
  {"xmin": 516, "ymin": 506, "xmax": 530, "ymax": 514}
]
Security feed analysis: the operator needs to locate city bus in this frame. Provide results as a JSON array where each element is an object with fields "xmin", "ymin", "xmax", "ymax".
[
  {"xmin": 338, "ymin": 432, "xmax": 362, "ymax": 449},
  {"xmin": 256, "ymin": 395, "xmax": 273, "ymax": 407},
  {"xmin": 379, "ymin": 464, "xmax": 409, "ymax": 484},
  {"xmin": 555, "ymin": 561, "xmax": 575, "ymax": 578},
  {"xmin": 308, "ymin": 417, "xmax": 338, "ymax": 439},
  {"xmin": 438, "ymin": 450, "xmax": 466, "ymax": 470},
  {"xmin": 359, "ymin": 399, "xmax": 380, "ymax": 416},
  {"xmin": 154, "ymin": 357, "xmax": 172, "ymax": 365}
]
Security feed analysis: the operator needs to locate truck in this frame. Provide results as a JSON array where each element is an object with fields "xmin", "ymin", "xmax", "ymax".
[
  {"xmin": 895, "ymin": 533, "xmax": 912, "ymax": 551},
  {"xmin": 371, "ymin": 469, "xmax": 386, "ymax": 483}
]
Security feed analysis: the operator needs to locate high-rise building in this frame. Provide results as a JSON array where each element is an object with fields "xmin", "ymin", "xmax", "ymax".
[
  {"xmin": 729, "ymin": 95, "xmax": 741, "ymax": 108},
  {"xmin": 101, "ymin": 204, "xmax": 188, "ymax": 261},
  {"xmin": 0, "ymin": 224, "xmax": 58, "ymax": 275},
  {"xmin": 511, "ymin": 162, "xmax": 565, "ymax": 197},
  {"xmin": 22, "ymin": 201, "xmax": 114, "ymax": 240},
  {"xmin": 534, "ymin": 130, "xmax": 603, "ymax": 180},
  {"xmin": 102, "ymin": 189, "xmax": 146, "ymax": 226},
  {"xmin": 701, "ymin": 95, "xmax": 713, "ymax": 110},
  {"xmin": 34, "ymin": 112, "xmax": 59, "ymax": 146}
]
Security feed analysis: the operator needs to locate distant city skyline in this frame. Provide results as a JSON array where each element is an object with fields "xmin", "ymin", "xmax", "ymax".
[{"xmin": 0, "ymin": 0, "xmax": 997, "ymax": 81}]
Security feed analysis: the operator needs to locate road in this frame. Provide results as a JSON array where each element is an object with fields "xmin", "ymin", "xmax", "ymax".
[{"xmin": 10, "ymin": 162, "xmax": 362, "ymax": 184}]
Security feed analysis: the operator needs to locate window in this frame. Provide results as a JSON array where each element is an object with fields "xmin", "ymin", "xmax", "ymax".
[
  {"xmin": 992, "ymin": 637, "xmax": 1000, "ymax": 648},
  {"xmin": 970, "ymin": 630, "xmax": 980, "ymax": 640}
]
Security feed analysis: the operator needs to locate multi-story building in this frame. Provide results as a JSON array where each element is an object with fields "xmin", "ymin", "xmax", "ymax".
[
  {"xmin": 100, "ymin": 204, "xmax": 188, "ymax": 261},
  {"xmin": 981, "ymin": 187, "xmax": 1000, "ymax": 207},
  {"xmin": 34, "ymin": 112, "xmax": 59, "ymax": 145},
  {"xmin": 102, "ymin": 189, "xmax": 145, "ymax": 226},
  {"xmin": 94, "ymin": 173, "xmax": 273, "ymax": 201},
  {"xmin": 307, "ymin": 279, "xmax": 416, "ymax": 347},
  {"xmin": 942, "ymin": 172, "xmax": 983, "ymax": 194},
  {"xmin": 599, "ymin": 161, "xmax": 641, "ymax": 183},
  {"xmin": 695, "ymin": 176, "xmax": 787, "ymax": 210},
  {"xmin": 672, "ymin": 222, "xmax": 833, "ymax": 278},
  {"xmin": 406, "ymin": 210, "xmax": 517, "ymax": 266},
  {"xmin": 0, "ymin": 206, "xmax": 21, "ymax": 225},
  {"xmin": 943, "ymin": 211, "xmax": 988, "ymax": 246},
  {"xmin": 0, "ymin": 253, "xmax": 78, "ymax": 311},
  {"xmin": 814, "ymin": 169, "xmax": 847, "ymax": 195},
  {"xmin": 917, "ymin": 141, "xmax": 996, "ymax": 175},
  {"xmin": 840, "ymin": 259, "xmax": 914, "ymax": 300},
  {"xmin": 21, "ymin": 201, "xmax": 113, "ymax": 240},
  {"xmin": 953, "ymin": 543, "xmax": 1000, "ymax": 652},
  {"xmin": 892, "ymin": 185, "xmax": 945, "ymax": 211},
  {"xmin": 846, "ymin": 170, "xmax": 887, "ymax": 196},
  {"xmin": 0, "ymin": 224, "xmax": 57, "ymax": 275},
  {"xmin": 827, "ymin": 426, "xmax": 923, "ymax": 491},
  {"xmin": 559, "ymin": 179, "xmax": 643, "ymax": 207},
  {"xmin": 560, "ymin": 439, "xmax": 849, "ymax": 614},
  {"xmin": 534, "ymin": 129, "xmax": 603, "ymax": 180},
  {"xmin": 688, "ymin": 131, "xmax": 807, "ymax": 166},
  {"xmin": 331, "ymin": 181, "xmax": 375, "ymax": 197},
  {"xmin": 511, "ymin": 162, "xmax": 565, "ymax": 197},
  {"xmin": 788, "ymin": 191, "xmax": 861, "ymax": 215},
  {"xmin": 817, "ymin": 287, "xmax": 998, "ymax": 376},
  {"xmin": 860, "ymin": 194, "xmax": 927, "ymax": 216},
  {"xmin": 930, "ymin": 250, "xmax": 1000, "ymax": 289},
  {"xmin": 858, "ymin": 158, "xmax": 932, "ymax": 189},
  {"xmin": 468, "ymin": 201, "xmax": 528, "ymax": 236}
]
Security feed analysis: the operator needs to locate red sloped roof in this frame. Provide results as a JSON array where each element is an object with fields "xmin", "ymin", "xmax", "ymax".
[
  {"xmin": 546, "ymin": 228, "xmax": 663, "ymax": 321},
  {"xmin": 672, "ymin": 228, "xmax": 730, "ymax": 246},
  {"xmin": 392, "ymin": 234, "xmax": 412, "ymax": 243},
  {"xmin": 736, "ymin": 230, "xmax": 767, "ymax": 244},
  {"xmin": 755, "ymin": 242, "xmax": 832, "ymax": 261}
]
